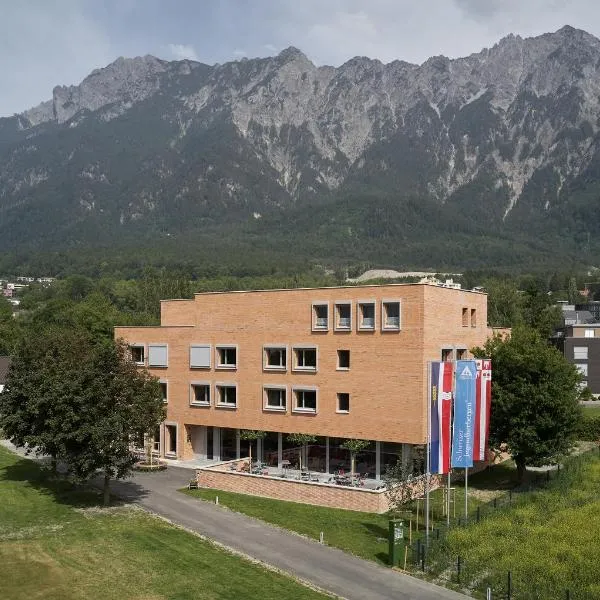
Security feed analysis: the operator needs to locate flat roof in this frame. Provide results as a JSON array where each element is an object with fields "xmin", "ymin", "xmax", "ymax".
[{"xmin": 158, "ymin": 282, "xmax": 487, "ymax": 302}]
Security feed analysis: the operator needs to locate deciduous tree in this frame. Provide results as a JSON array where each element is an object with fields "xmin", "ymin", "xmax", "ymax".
[
  {"xmin": 0, "ymin": 330, "xmax": 165, "ymax": 505},
  {"xmin": 473, "ymin": 326, "xmax": 582, "ymax": 481}
]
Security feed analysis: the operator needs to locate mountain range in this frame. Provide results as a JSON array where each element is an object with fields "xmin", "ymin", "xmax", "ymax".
[{"xmin": 3, "ymin": 25, "xmax": 600, "ymax": 273}]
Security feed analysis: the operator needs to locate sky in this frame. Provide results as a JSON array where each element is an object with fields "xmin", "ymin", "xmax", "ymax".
[{"xmin": 2, "ymin": 0, "xmax": 600, "ymax": 117}]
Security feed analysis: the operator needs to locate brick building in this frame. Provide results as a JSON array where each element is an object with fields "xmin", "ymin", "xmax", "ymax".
[{"xmin": 115, "ymin": 283, "xmax": 490, "ymax": 480}]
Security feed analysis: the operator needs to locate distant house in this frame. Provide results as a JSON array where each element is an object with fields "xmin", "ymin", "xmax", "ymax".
[
  {"xmin": 553, "ymin": 303, "xmax": 600, "ymax": 395},
  {"xmin": 0, "ymin": 356, "xmax": 10, "ymax": 393}
]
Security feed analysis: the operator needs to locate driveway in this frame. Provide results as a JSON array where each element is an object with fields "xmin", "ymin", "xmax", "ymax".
[{"xmin": 107, "ymin": 465, "xmax": 468, "ymax": 600}]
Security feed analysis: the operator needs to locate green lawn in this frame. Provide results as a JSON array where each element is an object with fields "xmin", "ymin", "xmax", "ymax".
[{"xmin": 0, "ymin": 447, "xmax": 329, "ymax": 600}]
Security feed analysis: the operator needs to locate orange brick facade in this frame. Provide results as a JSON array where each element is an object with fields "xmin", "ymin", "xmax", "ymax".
[{"xmin": 115, "ymin": 283, "xmax": 489, "ymax": 469}]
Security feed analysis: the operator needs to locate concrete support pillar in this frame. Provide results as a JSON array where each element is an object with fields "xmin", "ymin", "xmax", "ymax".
[
  {"xmin": 376, "ymin": 441, "xmax": 381, "ymax": 480},
  {"xmin": 277, "ymin": 432, "xmax": 283, "ymax": 468},
  {"xmin": 213, "ymin": 427, "xmax": 221, "ymax": 462},
  {"xmin": 402, "ymin": 443, "xmax": 412, "ymax": 472},
  {"xmin": 257, "ymin": 438, "xmax": 263, "ymax": 463},
  {"xmin": 236, "ymin": 429, "xmax": 241, "ymax": 459},
  {"xmin": 325, "ymin": 437, "xmax": 330, "ymax": 474}
]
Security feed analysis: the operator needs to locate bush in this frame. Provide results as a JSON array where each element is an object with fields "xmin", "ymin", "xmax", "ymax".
[{"xmin": 575, "ymin": 416, "xmax": 600, "ymax": 441}]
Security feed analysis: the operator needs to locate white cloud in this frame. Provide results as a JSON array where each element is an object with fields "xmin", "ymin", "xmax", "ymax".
[
  {"xmin": 232, "ymin": 49, "xmax": 247, "ymax": 57},
  {"xmin": 167, "ymin": 43, "xmax": 199, "ymax": 61}
]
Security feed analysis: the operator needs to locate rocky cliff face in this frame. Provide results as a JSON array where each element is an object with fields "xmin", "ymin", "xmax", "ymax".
[{"xmin": 3, "ymin": 25, "xmax": 600, "ymax": 266}]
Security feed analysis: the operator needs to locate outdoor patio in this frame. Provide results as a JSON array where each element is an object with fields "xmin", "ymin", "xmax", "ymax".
[{"xmin": 194, "ymin": 457, "xmax": 436, "ymax": 513}]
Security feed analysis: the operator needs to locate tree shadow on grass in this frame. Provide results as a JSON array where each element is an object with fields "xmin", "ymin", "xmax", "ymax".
[
  {"xmin": 361, "ymin": 521, "xmax": 388, "ymax": 539},
  {"xmin": 1, "ymin": 455, "xmax": 150, "ymax": 509}
]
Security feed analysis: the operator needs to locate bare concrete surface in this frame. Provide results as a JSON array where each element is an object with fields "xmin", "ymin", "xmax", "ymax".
[{"xmin": 2, "ymin": 441, "xmax": 468, "ymax": 600}]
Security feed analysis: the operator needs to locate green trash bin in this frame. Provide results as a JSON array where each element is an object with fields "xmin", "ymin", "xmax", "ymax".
[{"xmin": 388, "ymin": 519, "xmax": 404, "ymax": 567}]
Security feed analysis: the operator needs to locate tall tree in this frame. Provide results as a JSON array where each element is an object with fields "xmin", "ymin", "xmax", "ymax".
[
  {"xmin": 473, "ymin": 326, "xmax": 582, "ymax": 481},
  {"xmin": 0, "ymin": 330, "xmax": 165, "ymax": 505}
]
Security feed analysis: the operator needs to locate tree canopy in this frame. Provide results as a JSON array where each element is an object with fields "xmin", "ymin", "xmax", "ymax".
[
  {"xmin": 0, "ymin": 329, "xmax": 165, "ymax": 505},
  {"xmin": 473, "ymin": 326, "xmax": 583, "ymax": 480}
]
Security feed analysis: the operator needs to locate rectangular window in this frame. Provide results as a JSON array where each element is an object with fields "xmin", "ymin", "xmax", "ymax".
[
  {"xmin": 293, "ymin": 347, "xmax": 317, "ymax": 371},
  {"xmin": 312, "ymin": 303, "xmax": 329, "ymax": 330},
  {"xmin": 576, "ymin": 363, "xmax": 588, "ymax": 377},
  {"xmin": 190, "ymin": 344, "xmax": 211, "ymax": 369},
  {"xmin": 457, "ymin": 349, "xmax": 468, "ymax": 360},
  {"xmin": 441, "ymin": 348, "xmax": 453, "ymax": 362},
  {"xmin": 148, "ymin": 344, "xmax": 168, "ymax": 367},
  {"xmin": 264, "ymin": 387, "xmax": 286, "ymax": 411},
  {"xmin": 471, "ymin": 309, "xmax": 477, "ymax": 327},
  {"xmin": 337, "ymin": 349, "xmax": 350, "ymax": 370},
  {"xmin": 264, "ymin": 346, "xmax": 287, "ymax": 370},
  {"xmin": 574, "ymin": 346, "xmax": 589, "ymax": 360},
  {"xmin": 130, "ymin": 345, "xmax": 145, "ymax": 365},
  {"xmin": 382, "ymin": 301, "xmax": 401, "ymax": 330},
  {"xmin": 293, "ymin": 388, "xmax": 317, "ymax": 413},
  {"xmin": 585, "ymin": 329, "xmax": 595, "ymax": 338},
  {"xmin": 216, "ymin": 346, "xmax": 237, "ymax": 369},
  {"xmin": 190, "ymin": 383, "xmax": 210, "ymax": 406},
  {"xmin": 337, "ymin": 393, "xmax": 350, "ymax": 413},
  {"xmin": 159, "ymin": 382, "xmax": 168, "ymax": 404},
  {"xmin": 462, "ymin": 308, "xmax": 469, "ymax": 327},
  {"xmin": 335, "ymin": 302, "xmax": 352, "ymax": 330},
  {"xmin": 216, "ymin": 385, "xmax": 237, "ymax": 408},
  {"xmin": 358, "ymin": 302, "xmax": 375, "ymax": 330}
]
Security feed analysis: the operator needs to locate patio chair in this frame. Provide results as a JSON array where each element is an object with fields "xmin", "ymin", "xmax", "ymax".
[{"xmin": 188, "ymin": 478, "xmax": 200, "ymax": 490}]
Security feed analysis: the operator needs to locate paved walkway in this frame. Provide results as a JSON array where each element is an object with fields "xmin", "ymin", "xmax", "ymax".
[{"xmin": 2, "ymin": 442, "xmax": 467, "ymax": 600}]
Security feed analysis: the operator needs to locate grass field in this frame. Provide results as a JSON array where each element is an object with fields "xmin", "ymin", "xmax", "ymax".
[
  {"xmin": 0, "ymin": 447, "xmax": 329, "ymax": 600},
  {"xmin": 437, "ymin": 450, "xmax": 600, "ymax": 599}
]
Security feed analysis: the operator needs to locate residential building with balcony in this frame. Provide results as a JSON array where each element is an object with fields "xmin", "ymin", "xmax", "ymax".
[{"xmin": 115, "ymin": 283, "xmax": 490, "ymax": 480}]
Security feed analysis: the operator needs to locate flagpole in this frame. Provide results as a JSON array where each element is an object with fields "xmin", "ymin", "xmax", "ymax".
[
  {"xmin": 464, "ymin": 467, "xmax": 468, "ymax": 521},
  {"xmin": 425, "ymin": 361, "xmax": 431, "ymax": 545},
  {"xmin": 447, "ymin": 471, "xmax": 451, "ymax": 527}
]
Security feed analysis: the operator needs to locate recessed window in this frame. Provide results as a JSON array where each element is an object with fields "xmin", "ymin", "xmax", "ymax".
[
  {"xmin": 574, "ymin": 346, "xmax": 588, "ymax": 360},
  {"xmin": 130, "ymin": 345, "xmax": 145, "ymax": 365},
  {"xmin": 148, "ymin": 344, "xmax": 168, "ymax": 367},
  {"xmin": 312, "ymin": 303, "xmax": 329, "ymax": 330},
  {"xmin": 159, "ymin": 382, "xmax": 168, "ymax": 404},
  {"xmin": 293, "ymin": 388, "xmax": 317, "ymax": 413},
  {"xmin": 441, "ymin": 348, "xmax": 453, "ymax": 362},
  {"xmin": 337, "ymin": 393, "xmax": 350, "ymax": 413},
  {"xmin": 264, "ymin": 387, "xmax": 286, "ymax": 411},
  {"xmin": 470, "ymin": 309, "xmax": 477, "ymax": 327},
  {"xmin": 576, "ymin": 364, "xmax": 588, "ymax": 377},
  {"xmin": 382, "ymin": 301, "xmax": 401, "ymax": 330},
  {"xmin": 216, "ymin": 385, "xmax": 237, "ymax": 408},
  {"xmin": 358, "ymin": 302, "xmax": 375, "ymax": 330},
  {"xmin": 337, "ymin": 349, "xmax": 350, "ymax": 370},
  {"xmin": 165, "ymin": 424, "xmax": 177, "ymax": 456},
  {"xmin": 190, "ymin": 344, "xmax": 211, "ymax": 369},
  {"xmin": 264, "ymin": 346, "xmax": 287, "ymax": 370},
  {"xmin": 462, "ymin": 308, "xmax": 469, "ymax": 327},
  {"xmin": 190, "ymin": 383, "xmax": 210, "ymax": 406},
  {"xmin": 216, "ymin": 346, "xmax": 237, "ymax": 369},
  {"xmin": 585, "ymin": 329, "xmax": 595, "ymax": 338},
  {"xmin": 293, "ymin": 347, "xmax": 317, "ymax": 371},
  {"xmin": 456, "ymin": 348, "xmax": 468, "ymax": 360},
  {"xmin": 335, "ymin": 302, "xmax": 352, "ymax": 330}
]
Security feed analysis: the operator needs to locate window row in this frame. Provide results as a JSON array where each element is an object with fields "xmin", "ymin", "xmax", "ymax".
[
  {"xmin": 131, "ymin": 344, "xmax": 352, "ymax": 372},
  {"xmin": 174, "ymin": 382, "xmax": 352, "ymax": 414},
  {"xmin": 311, "ymin": 300, "xmax": 401, "ymax": 332}
]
